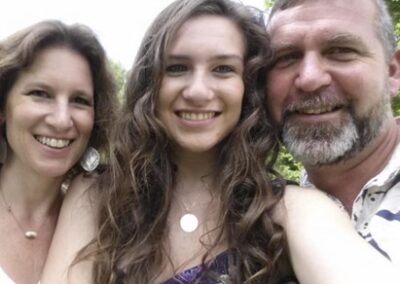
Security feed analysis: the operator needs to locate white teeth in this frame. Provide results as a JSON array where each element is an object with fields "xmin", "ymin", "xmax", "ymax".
[
  {"xmin": 179, "ymin": 112, "xmax": 216, "ymax": 121},
  {"xmin": 301, "ymin": 106, "xmax": 334, "ymax": 114},
  {"xmin": 36, "ymin": 136, "xmax": 71, "ymax": 148}
]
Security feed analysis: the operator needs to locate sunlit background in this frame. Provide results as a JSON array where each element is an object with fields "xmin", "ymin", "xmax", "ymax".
[{"xmin": 1, "ymin": 0, "xmax": 266, "ymax": 69}]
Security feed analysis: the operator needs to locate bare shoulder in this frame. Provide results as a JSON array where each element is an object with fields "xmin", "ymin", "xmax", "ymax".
[
  {"xmin": 64, "ymin": 173, "xmax": 99, "ymax": 200},
  {"xmin": 41, "ymin": 175, "xmax": 99, "ymax": 284},
  {"xmin": 70, "ymin": 173, "xmax": 99, "ymax": 192},
  {"xmin": 61, "ymin": 173, "xmax": 101, "ymax": 214}
]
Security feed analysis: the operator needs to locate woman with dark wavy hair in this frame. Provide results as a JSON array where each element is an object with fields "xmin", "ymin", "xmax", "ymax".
[
  {"xmin": 0, "ymin": 20, "xmax": 116, "ymax": 284},
  {"xmin": 93, "ymin": 0, "xmax": 286, "ymax": 282},
  {"xmin": 43, "ymin": 0, "xmax": 289, "ymax": 283}
]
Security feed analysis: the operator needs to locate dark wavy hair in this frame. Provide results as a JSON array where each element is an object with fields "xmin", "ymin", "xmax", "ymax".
[
  {"xmin": 91, "ymin": 0, "xmax": 285, "ymax": 283},
  {"xmin": 0, "ymin": 20, "xmax": 117, "ymax": 172}
]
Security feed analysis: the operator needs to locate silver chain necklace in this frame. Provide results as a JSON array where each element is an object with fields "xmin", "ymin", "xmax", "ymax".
[
  {"xmin": 0, "ymin": 179, "xmax": 69, "ymax": 240},
  {"xmin": 0, "ymin": 189, "xmax": 39, "ymax": 239}
]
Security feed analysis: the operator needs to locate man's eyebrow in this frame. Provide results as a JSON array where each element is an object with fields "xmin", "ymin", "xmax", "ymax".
[
  {"xmin": 324, "ymin": 33, "xmax": 367, "ymax": 47},
  {"xmin": 270, "ymin": 42, "xmax": 299, "ymax": 55},
  {"xmin": 271, "ymin": 33, "xmax": 368, "ymax": 52}
]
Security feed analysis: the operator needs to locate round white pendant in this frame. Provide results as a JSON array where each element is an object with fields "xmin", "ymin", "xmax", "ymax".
[
  {"xmin": 25, "ymin": 231, "xmax": 37, "ymax": 239},
  {"xmin": 179, "ymin": 213, "xmax": 199, "ymax": 233}
]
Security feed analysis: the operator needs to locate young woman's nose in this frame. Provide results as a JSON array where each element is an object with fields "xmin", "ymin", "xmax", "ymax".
[{"xmin": 182, "ymin": 71, "xmax": 214, "ymax": 105}]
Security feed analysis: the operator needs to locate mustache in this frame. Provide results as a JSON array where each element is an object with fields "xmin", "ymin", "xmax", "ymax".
[{"xmin": 282, "ymin": 93, "xmax": 349, "ymax": 119}]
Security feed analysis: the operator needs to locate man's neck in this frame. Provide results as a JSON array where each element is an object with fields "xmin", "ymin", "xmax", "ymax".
[{"xmin": 305, "ymin": 119, "xmax": 400, "ymax": 211}]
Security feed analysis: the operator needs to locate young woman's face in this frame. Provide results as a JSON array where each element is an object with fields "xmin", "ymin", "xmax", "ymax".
[
  {"xmin": 4, "ymin": 46, "xmax": 94, "ymax": 177},
  {"xmin": 158, "ymin": 15, "xmax": 245, "ymax": 157}
]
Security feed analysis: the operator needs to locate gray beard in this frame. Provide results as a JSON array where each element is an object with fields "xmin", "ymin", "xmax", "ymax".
[{"xmin": 281, "ymin": 92, "xmax": 392, "ymax": 166}]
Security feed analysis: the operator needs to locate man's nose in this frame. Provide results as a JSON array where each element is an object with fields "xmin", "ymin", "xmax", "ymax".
[{"xmin": 294, "ymin": 53, "xmax": 332, "ymax": 93}]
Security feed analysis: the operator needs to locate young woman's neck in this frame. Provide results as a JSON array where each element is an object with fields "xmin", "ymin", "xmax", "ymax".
[
  {"xmin": 176, "ymin": 149, "xmax": 216, "ymax": 174},
  {"xmin": 174, "ymin": 150, "xmax": 217, "ymax": 195}
]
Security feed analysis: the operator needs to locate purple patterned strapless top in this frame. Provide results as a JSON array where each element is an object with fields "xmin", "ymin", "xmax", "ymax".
[{"xmin": 161, "ymin": 251, "xmax": 230, "ymax": 284}]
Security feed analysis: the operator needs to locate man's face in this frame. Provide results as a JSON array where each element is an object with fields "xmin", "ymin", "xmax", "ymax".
[{"xmin": 266, "ymin": 0, "xmax": 398, "ymax": 166}]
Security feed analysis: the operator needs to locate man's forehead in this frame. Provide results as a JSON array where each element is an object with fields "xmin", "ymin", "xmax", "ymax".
[
  {"xmin": 270, "ymin": 0, "xmax": 375, "ymax": 11},
  {"xmin": 268, "ymin": 0, "xmax": 376, "ymax": 26},
  {"xmin": 270, "ymin": 29, "xmax": 365, "ymax": 50},
  {"xmin": 268, "ymin": 0, "xmax": 377, "ymax": 36}
]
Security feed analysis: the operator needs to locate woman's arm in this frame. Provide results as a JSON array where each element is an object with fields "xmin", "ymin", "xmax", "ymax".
[
  {"xmin": 274, "ymin": 185, "xmax": 398, "ymax": 284},
  {"xmin": 40, "ymin": 174, "xmax": 99, "ymax": 284}
]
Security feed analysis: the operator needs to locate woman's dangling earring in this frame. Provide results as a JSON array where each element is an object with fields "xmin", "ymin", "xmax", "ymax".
[{"xmin": 80, "ymin": 147, "xmax": 100, "ymax": 172}]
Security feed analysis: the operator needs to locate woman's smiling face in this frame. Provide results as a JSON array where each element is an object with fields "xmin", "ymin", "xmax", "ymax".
[
  {"xmin": 4, "ymin": 46, "xmax": 94, "ymax": 177},
  {"xmin": 157, "ymin": 15, "xmax": 245, "ymax": 157}
]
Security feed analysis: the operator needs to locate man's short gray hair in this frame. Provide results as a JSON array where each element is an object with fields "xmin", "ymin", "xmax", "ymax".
[{"xmin": 268, "ymin": 0, "xmax": 397, "ymax": 61}]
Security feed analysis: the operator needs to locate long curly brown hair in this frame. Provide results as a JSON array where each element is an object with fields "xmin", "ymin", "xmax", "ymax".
[{"xmin": 90, "ymin": 0, "xmax": 286, "ymax": 283}]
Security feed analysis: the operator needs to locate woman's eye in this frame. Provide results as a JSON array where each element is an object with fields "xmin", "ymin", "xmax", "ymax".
[
  {"xmin": 28, "ymin": 90, "xmax": 49, "ymax": 98},
  {"xmin": 214, "ymin": 65, "xmax": 234, "ymax": 74},
  {"xmin": 165, "ymin": 64, "xmax": 188, "ymax": 74},
  {"xmin": 73, "ymin": 96, "xmax": 93, "ymax": 106}
]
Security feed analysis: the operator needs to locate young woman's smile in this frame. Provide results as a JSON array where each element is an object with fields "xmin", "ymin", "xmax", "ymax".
[{"xmin": 158, "ymin": 15, "xmax": 245, "ymax": 156}]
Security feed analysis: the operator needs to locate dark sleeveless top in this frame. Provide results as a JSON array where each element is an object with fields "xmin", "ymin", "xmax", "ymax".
[
  {"xmin": 160, "ymin": 249, "xmax": 299, "ymax": 284},
  {"xmin": 161, "ymin": 251, "xmax": 230, "ymax": 284}
]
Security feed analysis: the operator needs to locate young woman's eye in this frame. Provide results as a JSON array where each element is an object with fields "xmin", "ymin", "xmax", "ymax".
[
  {"xmin": 165, "ymin": 64, "xmax": 188, "ymax": 74},
  {"xmin": 214, "ymin": 65, "xmax": 234, "ymax": 74}
]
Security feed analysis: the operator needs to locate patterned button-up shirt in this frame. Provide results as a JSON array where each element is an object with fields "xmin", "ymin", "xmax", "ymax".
[{"xmin": 300, "ymin": 143, "xmax": 400, "ymax": 270}]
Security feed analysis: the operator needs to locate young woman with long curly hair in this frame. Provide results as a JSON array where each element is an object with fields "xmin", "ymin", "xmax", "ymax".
[{"xmin": 42, "ymin": 0, "xmax": 293, "ymax": 283}]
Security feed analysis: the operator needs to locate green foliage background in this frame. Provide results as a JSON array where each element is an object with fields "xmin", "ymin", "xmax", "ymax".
[
  {"xmin": 109, "ymin": 61, "xmax": 127, "ymax": 102},
  {"xmin": 391, "ymin": 0, "xmax": 400, "ymax": 116}
]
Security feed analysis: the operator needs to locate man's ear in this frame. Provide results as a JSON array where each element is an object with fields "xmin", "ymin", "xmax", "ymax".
[{"xmin": 388, "ymin": 49, "xmax": 400, "ymax": 97}]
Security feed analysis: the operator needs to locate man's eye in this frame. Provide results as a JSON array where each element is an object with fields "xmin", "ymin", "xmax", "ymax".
[
  {"xmin": 271, "ymin": 52, "xmax": 302, "ymax": 68},
  {"xmin": 165, "ymin": 64, "xmax": 187, "ymax": 74},
  {"xmin": 327, "ymin": 47, "xmax": 358, "ymax": 61},
  {"xmin": 329, "ymin": 47, "xmax": 355, "ymax": 54}
]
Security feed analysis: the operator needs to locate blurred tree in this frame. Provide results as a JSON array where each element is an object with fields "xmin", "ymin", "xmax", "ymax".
[
  {"xmin": 388, "ymin": 0, "xmax": 400, "ymax": 24},
  {"xmin": 265, "ymin": 0, "xmax": 273, "ymax": 8},
  {"xmin": 389, "ymin": 0, "xmax": 400, "ymax": 116},
  {"xmin": 393, "ymin": 96, "xmax": 400, "ymax": 116},
  {"xmin": 109, "ymin": 61, "xmax": 127, "ymax": 102},
  {"xmin": 275, "ymin": 146, "xmax": 303, "ymax": 182}
]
